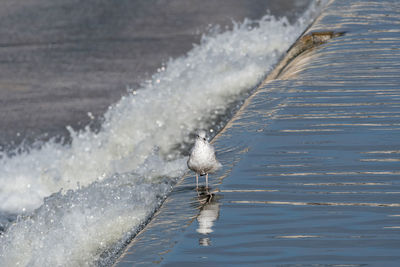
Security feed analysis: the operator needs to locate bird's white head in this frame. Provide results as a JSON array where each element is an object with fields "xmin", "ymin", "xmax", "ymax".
[{"xmin": 197, "ymin": 130, "xmax": 207, "ymax": 141}]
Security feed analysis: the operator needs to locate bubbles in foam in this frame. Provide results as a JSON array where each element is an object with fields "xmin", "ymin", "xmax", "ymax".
[
  {"xmin": 0, "ymin": 1, "xmax": 326, "ymax": 264},
  {"xmin": 0, "ymin": 173, "xmax": 173, "ymax": 266}
]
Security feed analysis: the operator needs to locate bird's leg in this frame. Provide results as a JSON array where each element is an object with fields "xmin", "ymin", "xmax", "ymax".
[
  {"xmin": 206, "ymin": 173, "xmax": 209, "ymax": 189},
  {"xmin": 196, "ymin": 173, "xmax": 199, "ymax": 188}
]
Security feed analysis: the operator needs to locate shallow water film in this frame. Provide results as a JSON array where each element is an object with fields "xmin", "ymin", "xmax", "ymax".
[{"xmin": 116, "ymin": 0, "xmax": 400, "ymax": 266}]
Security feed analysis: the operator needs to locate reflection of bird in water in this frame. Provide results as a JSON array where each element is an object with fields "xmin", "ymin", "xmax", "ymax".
[
  {"xmin": 187, "ymin": 130, "xmax": 221, "ymax": 188},
  {"xmin": 196, "ymin": 189, "xmax": 220, "ymax": 247}
]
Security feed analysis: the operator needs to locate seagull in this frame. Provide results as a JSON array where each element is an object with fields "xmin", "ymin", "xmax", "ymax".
[{"xmin": 187, "ymin": 130, "xmax": 221, "ymax": 188}]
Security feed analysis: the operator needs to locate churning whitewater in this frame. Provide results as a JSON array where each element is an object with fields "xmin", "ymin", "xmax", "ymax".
[{"xmin": 0, "ymin": 1, "xmax": 325, "ymax": 265}]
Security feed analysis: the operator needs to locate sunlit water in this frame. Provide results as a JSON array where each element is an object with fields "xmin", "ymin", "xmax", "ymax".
[
  {"xmin": 130, "ymin": 0, "xmax": 400, "ymax": 265},
  {"xmin": 0, "ymin": 1, "xmax": 325, "ymax": 265}
]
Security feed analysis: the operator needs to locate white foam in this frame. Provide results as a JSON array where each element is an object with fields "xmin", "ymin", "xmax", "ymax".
[
  {"xmin": 0, "ymin": 173, "xmax": 174, "ymax": 266},
  {"xmin": 0, "ymin": 1, "xmax": 325, "ymax": 265}
]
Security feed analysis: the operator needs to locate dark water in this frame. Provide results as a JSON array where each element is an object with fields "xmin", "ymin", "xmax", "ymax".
[
  {"xmin": 0, "ymin": 1, "xmax": 318, "ymax": 266},
  {"xmin": 0, "ymin": 0, "xmax": 310, "ymax": 148},
  {"xmin": 116, "ymin": 0, "xmax": 400, "ymax": 266}
]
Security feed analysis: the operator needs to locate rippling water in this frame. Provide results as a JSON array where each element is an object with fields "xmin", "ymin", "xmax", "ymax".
[{"xmin": 116, "ymin": 0, "xmax": 400, "ymax": 266}]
